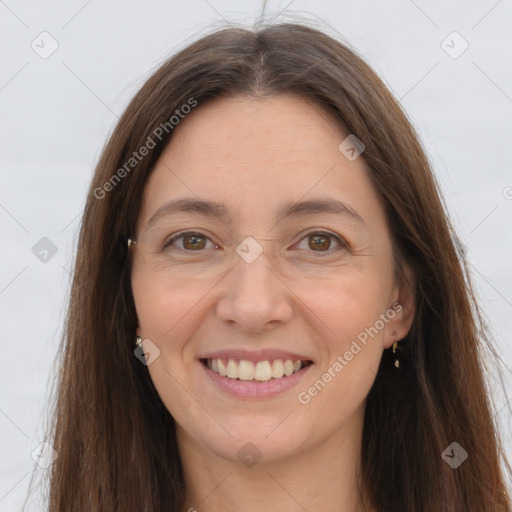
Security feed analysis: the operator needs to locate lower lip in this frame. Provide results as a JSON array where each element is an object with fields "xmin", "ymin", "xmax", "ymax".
[{"xmin": 200, "ymin": 361, "xmax": 314, "ymax": 398}]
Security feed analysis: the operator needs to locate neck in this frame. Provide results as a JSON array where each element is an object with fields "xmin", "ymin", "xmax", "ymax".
[{"xmin": 177, "ymin": 412, "xmax": 374, "ymax": 512}]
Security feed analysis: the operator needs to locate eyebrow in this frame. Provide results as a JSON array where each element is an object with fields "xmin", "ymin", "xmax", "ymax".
[{"xmin": 146, "ymin": 197, "xmax": 365, "ymax": 229}]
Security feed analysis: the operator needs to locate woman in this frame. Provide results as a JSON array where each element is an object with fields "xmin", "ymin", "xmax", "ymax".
[{"xmin": 46, "ymin": 22, "xmax": 511, "ymax": 511}]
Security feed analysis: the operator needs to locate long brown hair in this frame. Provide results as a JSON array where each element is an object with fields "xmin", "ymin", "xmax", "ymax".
[{"xmin": 44, "ymin": 22, "xmax": 511, "ymax": 511}]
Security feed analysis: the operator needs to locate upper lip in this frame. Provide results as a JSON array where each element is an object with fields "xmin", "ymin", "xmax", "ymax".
[{"xmin": 200, "ymin": 349, "xmax": 313, "ymax": 363}]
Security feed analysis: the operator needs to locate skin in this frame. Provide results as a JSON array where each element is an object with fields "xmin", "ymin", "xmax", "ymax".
[{"xmin": 131, "ymin": 93, "xmax": 415, "ymax": 512}]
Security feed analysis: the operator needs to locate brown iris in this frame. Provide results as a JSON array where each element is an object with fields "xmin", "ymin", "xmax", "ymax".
[
  {"xmin": 308, "ymin": 234, "xmax": 331, "ymax": 251},
  {"xmin": 182, "ymin": 234, "xmax": 206, "ymax": 250}
]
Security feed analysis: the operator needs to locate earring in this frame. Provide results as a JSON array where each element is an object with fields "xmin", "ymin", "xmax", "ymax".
[
  {"xmin": 135, "ymin": 336, "xmax": 142, "ymax": 347},
  {"xmin": 392, "ymin": 340, "xmax": 400, "ymax": 368},
  {"xmin": 128, "ymin": 238, "xmax": 137, "ymax": 248}
]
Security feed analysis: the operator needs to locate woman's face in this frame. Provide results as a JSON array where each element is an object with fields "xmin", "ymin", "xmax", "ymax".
[{"xmin": 131, "ymin": 93, "xmax": 414, "ymax": 465}]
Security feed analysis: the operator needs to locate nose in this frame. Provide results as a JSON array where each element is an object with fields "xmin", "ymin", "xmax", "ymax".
[{"xmin": 215, "ymin": 248, "xmax": 294, "ymax": 332}]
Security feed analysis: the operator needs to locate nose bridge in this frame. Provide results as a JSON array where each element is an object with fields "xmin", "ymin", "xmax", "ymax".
[
  {"xmin": 234, "ymin": 245, "xmax": 276, "ymax": 293},
  {"xmin": 216, "ymin": 240, "xmax": 293, "ymax": 330}
]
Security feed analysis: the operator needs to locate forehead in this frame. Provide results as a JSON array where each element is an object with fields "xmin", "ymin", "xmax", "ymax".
[
  {"xmin": 137, "ymin": 93, "xmax": 386, "ymax": 231},
  {"xmin": 163, "ymin": 93, "xmax": 347, "ymax": 169}
]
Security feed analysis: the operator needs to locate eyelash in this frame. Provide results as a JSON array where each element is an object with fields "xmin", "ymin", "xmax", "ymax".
[{"xmin": 162, "ymin": 230, "xmax": 347, "ymax": 255}]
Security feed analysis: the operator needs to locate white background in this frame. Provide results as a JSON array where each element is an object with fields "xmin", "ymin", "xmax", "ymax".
[{"xmin": 1, "ymin": 1, "xmax": 511, "ymax": 510}]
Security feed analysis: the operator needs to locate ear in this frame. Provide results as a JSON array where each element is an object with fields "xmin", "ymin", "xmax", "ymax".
[{"xmin": 382, "ymin": 262, "xmax": 416, "ymax": 349}]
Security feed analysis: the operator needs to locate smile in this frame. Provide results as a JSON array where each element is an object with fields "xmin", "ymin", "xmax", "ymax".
[
  {"xmin": 202, "ymin": 358, "xmax": 312, "ymax": 381},
  {"xmin": 199, "ymin": 357, "xmax": 314, "ymax": 398}
]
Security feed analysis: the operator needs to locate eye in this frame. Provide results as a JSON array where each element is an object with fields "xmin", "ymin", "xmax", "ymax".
[
  {"xmin": 293, "ymin": 231, "xmax": 347, "ymax": 254},
  {"xmin": 163, "ymin": 231, "xmax": 217, "ymax": 252},
  {"xmin": 162, "ymin": 230, "xmax": 347, "ymax": 255}
]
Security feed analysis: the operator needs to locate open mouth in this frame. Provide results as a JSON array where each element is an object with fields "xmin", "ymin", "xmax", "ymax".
[{"xmin": 200, "ymin": 358, "xmax": 313, "ymax": 382}]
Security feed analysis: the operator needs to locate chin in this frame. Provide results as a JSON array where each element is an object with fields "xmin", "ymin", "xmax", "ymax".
[{"xmin": 181, "ymin": 411, "xmax": 316, "ymax": 466}]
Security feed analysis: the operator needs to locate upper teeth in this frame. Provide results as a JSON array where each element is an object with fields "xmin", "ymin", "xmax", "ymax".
[{"xmin": 206, "ymin": 358, "xmax": 305, "ymax": 381}]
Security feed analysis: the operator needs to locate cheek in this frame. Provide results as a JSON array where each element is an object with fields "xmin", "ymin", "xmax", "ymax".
[
  {"xmin": 297, "ymin": 270, "xmax": 391, "ymax": 345},
  {"xmin": 131, "ymin": 273, "xmax": 208, "ymax": 425},
  {"xmin": 295, "ymin": 278, "xmax": 387, "ymax": 423},
  {"xmin": 131, "ymin": 266, "xmax": 209, "ymax": 341}
]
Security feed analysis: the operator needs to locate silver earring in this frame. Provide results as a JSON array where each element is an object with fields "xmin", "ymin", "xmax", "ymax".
[{"xmin": 135, "ymin": 336, "xmax": 142, "ymax": 347}]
